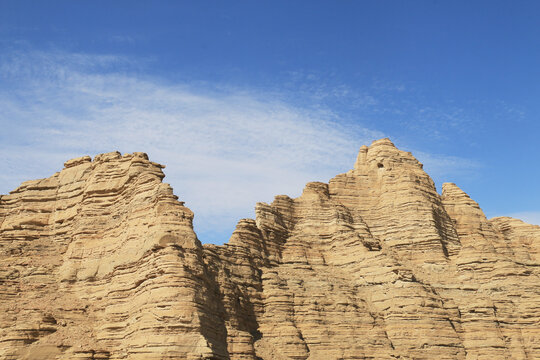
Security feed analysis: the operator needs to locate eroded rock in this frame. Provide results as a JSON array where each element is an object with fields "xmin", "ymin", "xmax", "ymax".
[{"xmin": 1, "ymin": 140, "xmax": 538, "ymax": 359}]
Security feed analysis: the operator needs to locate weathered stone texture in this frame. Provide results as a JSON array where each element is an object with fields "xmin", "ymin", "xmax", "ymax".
[{"xmin": 1, "ymin": 139, "xmax": 538, "ymax": 359}]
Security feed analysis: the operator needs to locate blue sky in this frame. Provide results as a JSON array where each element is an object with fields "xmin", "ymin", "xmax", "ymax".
[{"xmin": 1, "ymin": 1, "xmax": 539, "ymax": 243}]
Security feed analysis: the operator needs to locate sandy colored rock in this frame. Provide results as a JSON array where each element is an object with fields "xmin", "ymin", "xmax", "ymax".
[{"xmin": 1, "ymin": 139, "xmax": 539, "ymax": 359}]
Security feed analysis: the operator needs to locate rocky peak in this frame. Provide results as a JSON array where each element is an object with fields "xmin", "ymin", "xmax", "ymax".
[
  {"xmin": 354, "ymin": 138, "xmax": 423, "ymax": 172},
  {"xmin": 1, "ymin": 140, "xmax": 538, "ymax": 360},
  {"xmin": 63, "ymin": 155, "xmax": 91, "ymax": 169}
]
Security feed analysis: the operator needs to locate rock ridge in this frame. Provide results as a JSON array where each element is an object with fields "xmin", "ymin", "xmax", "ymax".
[{"xmin": 1, "ymin": 140, "xmax": 539, "ymax": 359}]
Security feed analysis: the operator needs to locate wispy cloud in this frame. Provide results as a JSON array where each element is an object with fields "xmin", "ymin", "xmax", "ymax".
[
  {"xmin": 408, "ymin": 149, "xmax": 480, "ymax": 187},
  {"xmin": 0, "ymin": 50, "xmax": 483, "ymax": 243},
  {"xmin": 0, "ymin": 50, "xmax": 384, "ymax": 243},
  {"xmin": 109, "ymin": 35, "xmax": 136, "ymax": 44},
  {"xmin": 498, "ymin": 212, "xmax": 540, "ymax": 226}
]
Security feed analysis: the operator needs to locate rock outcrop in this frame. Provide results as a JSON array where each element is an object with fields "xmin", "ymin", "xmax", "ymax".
[{"xmin": 1, "ymin": 140, "xmax": 538, "ymax": 359}]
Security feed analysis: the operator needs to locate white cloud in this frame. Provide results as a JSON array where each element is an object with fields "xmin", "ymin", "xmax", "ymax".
[
  {"xmin": 499, "ymin": 212, "xmax": 540, "ymax": 226},
  {"xmin": 0, "ymin": 51, "xmax": 384, "ymax": 243},
  {"xmin": 109, "ymin": 35, "xmax": 136, "ymax": 44},
  {"xmin": 0, "ymin": 50, "xmax": 482, "ymax": 243},
  {"xmin": 409, "ymin": 149, "xmax": 480, "ymax": 187}
]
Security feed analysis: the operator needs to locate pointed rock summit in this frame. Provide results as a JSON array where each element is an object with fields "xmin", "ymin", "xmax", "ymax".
[
  {"xmin": 1, "ymin": 140, "xmax": 539, "ymax": 359},
  {"xmin": 354, "ymin": 138, "xmax": 423, "ymax": 171}
]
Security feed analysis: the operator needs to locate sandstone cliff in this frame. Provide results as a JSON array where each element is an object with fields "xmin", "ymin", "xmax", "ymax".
[{"xmin": 1, "ymin": 139, "xmax": 538, "ymax": 359}]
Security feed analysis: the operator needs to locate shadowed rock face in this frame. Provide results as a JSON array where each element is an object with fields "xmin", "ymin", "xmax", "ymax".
[{"xmin": 0, "ymin": 139, "xmax": 538, "ymax": 360}]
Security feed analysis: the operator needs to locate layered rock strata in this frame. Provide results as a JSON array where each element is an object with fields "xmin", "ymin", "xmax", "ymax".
[{"xmin": 1, "ymin": 140, "xmax": 538, "ymax": 359}]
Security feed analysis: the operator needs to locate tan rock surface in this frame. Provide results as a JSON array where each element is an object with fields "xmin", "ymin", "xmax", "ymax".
[{"xmin": 1, "ymin": 139, "xmax": 538, "ymax": 359}]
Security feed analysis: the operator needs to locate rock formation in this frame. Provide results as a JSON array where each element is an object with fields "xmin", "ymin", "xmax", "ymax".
[{"xmin": 0, "ymin": 139, "xmax": 538, "ymax": 359}]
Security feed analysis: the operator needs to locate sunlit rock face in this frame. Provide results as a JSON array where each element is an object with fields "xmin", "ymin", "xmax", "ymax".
[{"xmin": 1, "ymin": 139, "xmax": 538, "ymax": 360}]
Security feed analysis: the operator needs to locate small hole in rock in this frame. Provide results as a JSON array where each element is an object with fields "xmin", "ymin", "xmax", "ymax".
[
  {"xmin": 377, "ymin": 163, "xmax": 384, "ymax": 169},
  {"xmin": 251, "ymin": 329, "xmax": 263, "ymax": 340}
]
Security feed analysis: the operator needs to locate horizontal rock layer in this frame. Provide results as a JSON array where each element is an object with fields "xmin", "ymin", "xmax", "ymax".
[{"xmin": 1, "ymin": 140, "xmax": 538, "ymax": 359}]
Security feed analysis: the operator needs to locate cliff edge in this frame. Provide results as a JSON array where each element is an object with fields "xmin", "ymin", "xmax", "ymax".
[{"xmin": 1, "ymin": 140, "xmax": 538, "ymax": 359}]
